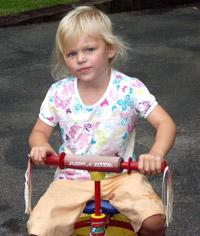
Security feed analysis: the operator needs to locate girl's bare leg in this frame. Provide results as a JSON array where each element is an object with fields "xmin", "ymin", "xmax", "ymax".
[{"xmin": 138, "ymin": 214, "xmax": 166, "ymax": 236}]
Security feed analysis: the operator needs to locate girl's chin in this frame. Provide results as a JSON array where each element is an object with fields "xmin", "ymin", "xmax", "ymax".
[
  {"xmin": 78, "ymin": 77, "xmax": 94, "ymax": 83},
  {"xmin": 76, "ymin": 73, "xmax": 95, "ymax": 81}
]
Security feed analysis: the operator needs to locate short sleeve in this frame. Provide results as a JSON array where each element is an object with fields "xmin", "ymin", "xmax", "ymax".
[
  {"xmin": 39, "ymin": 86, "xmax": 58, "ymax": 127},
  {"xmin": 132, "ymin": 79, "xmax": 158, "ymax": 118}
]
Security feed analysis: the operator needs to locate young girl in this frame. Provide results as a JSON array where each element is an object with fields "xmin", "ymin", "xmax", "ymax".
[{"xmin": 27, "ymin": 6, "xmax": 176, "ymax": 236}]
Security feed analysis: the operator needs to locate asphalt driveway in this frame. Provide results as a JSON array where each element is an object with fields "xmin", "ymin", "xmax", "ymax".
[{"xmin": 0, "ymin": 4, "xmax": 199, "ymax": 235}]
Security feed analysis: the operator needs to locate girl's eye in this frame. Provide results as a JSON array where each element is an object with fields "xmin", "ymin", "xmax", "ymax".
[
  {"xmin": 67, "ymin": 51, "xmax": 77, "ymax": 58},
  {"xmin": 85, "ymin": 47, "xmax": 95, "ymax": 52}
]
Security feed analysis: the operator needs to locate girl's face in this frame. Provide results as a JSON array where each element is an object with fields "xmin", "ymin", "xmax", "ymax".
[{"xmin": 63, "ymin": 35, "xmax": 116, "ymax": 85}]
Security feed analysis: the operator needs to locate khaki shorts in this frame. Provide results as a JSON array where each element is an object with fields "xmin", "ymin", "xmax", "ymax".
[{"xmin": 27, "ymin": 173, "xmax": 164, "ymax": 236}]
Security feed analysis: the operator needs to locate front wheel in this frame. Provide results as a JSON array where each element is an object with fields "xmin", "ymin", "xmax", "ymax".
[{"xmin": 73, "ymin": 214, "xmax": 137, "ymax": 236}]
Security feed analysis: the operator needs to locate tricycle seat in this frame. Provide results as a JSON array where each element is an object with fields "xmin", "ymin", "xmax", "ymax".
[{"xmin": 83, "ymin": 200, "xmax": 119, "ymax": 215}]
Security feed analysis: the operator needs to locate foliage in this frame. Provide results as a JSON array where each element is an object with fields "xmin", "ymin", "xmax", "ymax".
[{"xmin": 0, "ymin": 0, "xmax": 78, "ymax": 16}]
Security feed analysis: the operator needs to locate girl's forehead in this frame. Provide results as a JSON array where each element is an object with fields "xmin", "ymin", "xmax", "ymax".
[{"xmin": 64, "ymin": 34, "xmax": 104, "ymax": 50}]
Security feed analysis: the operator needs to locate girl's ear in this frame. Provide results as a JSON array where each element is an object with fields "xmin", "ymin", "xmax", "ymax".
[{"xmin": 107, "ymin": 45, "xmax": 117, "ymax": 60}]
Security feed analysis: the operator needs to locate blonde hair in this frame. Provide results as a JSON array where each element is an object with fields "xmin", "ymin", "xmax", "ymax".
[{"xmin": 51, "ymin": 6, "xmax": 128, "ymax": 80}]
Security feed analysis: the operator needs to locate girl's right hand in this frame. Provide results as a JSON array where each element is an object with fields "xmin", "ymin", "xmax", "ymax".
[{"xmin": 29, "ymin": 145, "xmax": 56, "ymax": 166}]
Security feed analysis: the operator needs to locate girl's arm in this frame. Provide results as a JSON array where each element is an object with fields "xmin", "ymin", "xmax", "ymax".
[
  {"xmin": 29, "ymin": 118, "xmax": 56, "ymax": 165},
  {"xmin": 138, "ymin": 105, "xmax": 176, "ymax": 175}
]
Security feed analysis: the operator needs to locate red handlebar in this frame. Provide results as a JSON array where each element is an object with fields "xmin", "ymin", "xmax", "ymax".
[{"xmin": 44, "ymin": 153, "xmax": 167, "ymax": 174}]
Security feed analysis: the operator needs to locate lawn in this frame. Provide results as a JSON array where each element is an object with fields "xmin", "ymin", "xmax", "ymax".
[{"xmin": 0, "ymin": 0, "xmax": 78, "ymax": 16}]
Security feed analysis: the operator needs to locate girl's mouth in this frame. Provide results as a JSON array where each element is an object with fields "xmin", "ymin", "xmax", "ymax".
[{"xmin": 78, "ymin": 67, "xmax": 91, "ymax": 72}]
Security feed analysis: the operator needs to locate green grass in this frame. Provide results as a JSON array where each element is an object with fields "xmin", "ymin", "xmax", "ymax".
[{"xmin": 0, "ymin": 0, "xmax": 78, "ymax": 16}]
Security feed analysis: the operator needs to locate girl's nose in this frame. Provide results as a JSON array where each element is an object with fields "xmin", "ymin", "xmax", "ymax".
[{"xmin": 77, "ymin": 52, "xmax": 87, "ymax": 63}]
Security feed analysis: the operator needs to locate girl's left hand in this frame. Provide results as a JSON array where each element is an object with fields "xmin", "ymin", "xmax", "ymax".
[{"xmin": 138, "ymin": 153, "xmax": 164, "ymax": 175}]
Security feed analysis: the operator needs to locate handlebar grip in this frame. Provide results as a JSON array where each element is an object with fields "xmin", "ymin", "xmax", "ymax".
[
  {"xmin": 44, "ymin": 153, "xmax": 66, "ymax": 169},
  {"xmin": 161, "ymin": 160, "xmax": 167, "ymax": 172},
  {"xmin": 121, "ymin": 158, "xmax": 167, "ymax": 174},
  {"xmin": 44, "ymin": 154, "xmax": 59, "ymax": 166}
]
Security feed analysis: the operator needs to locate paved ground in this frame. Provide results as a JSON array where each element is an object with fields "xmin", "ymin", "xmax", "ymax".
[{"xmin": 0, "ymin": 4, "xmax": 200, "ymax": 236}]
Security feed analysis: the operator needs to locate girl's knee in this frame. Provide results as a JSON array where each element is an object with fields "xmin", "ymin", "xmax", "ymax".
[{"xmin": 141, "ymin": 214, "xmax": 165, "ymax": 232}]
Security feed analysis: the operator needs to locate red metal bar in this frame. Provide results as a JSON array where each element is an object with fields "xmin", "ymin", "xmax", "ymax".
[
  {"xmin": 94, "ymin": 181, "xmax": 101, "ymax": 216},
  {"xmin": 74, "ymin": 219, "xmax": 91, "ymax": 229},
  {"xmin": 109, "ymin": 219, "xmax": 133, "ymax": 231},
  {"xmin": 121, "ymin": 159, "xmax": 138, "ymax": 172},
  {"xmin": 44, "ymin": 154, "xmax": 167, "ymax": 173}
]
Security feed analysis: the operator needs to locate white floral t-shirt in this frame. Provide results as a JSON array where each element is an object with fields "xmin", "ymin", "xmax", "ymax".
[{"xmin": 39, "ymin": 70, "xmax": 158, "ymax": 180}]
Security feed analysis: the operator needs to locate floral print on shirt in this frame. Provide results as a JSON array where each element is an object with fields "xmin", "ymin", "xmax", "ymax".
[{"xmin": 39, "ymin": 70, "xmax": 157, "ymax": 180}]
